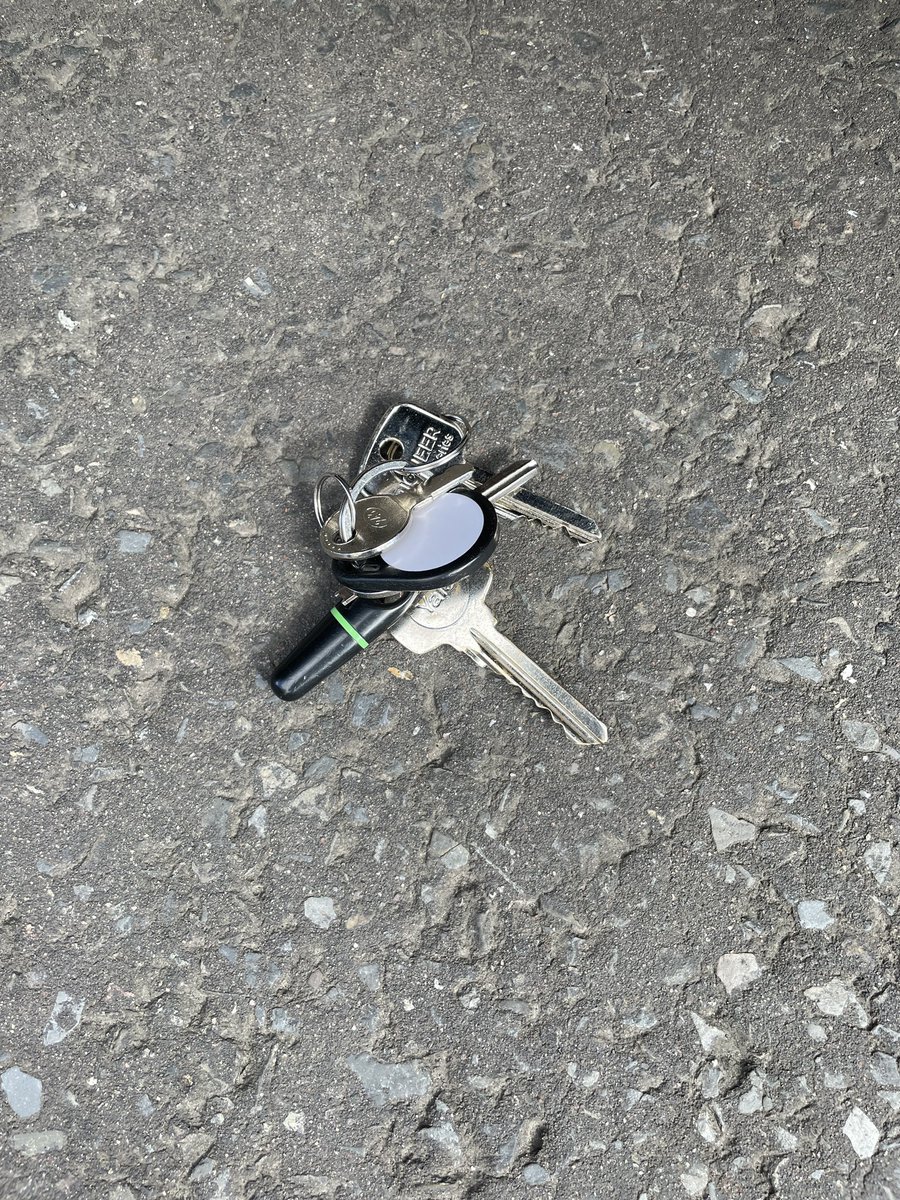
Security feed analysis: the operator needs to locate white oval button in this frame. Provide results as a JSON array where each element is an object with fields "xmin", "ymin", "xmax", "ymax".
[{"xmin": 380, "ymin": 492, "xmax": 485, "ymax": 572}]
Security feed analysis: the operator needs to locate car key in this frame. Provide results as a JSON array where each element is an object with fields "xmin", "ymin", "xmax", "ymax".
[
  {"xmin": 391, "ymin": 566, "xmax": 608, "ymax": 746},
  {"xmin": 359, "ymin": 402, "xmax": 602, "ymax": 544}
]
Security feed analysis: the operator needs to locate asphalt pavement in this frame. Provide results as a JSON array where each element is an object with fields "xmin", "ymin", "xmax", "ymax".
[{"xmin": 2, "ymin": 2, "xmax": 899, "ymax": 1197}]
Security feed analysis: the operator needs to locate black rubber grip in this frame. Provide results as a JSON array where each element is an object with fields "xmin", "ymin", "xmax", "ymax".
[{"xmin": 271, "ymin": 592, "xmax": 418, "ymax": 701}]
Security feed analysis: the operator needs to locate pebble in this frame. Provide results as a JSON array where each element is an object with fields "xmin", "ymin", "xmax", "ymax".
[
  {"xmin": 358, "ymin": 964, "xmax": 382, "ymax": 992},
  {"xmin": 775, "ymin": 1126, "xmax": 799, "ymax": 1150},
  {"xmin": 424, "ymin": 1120, "xmax": 461, "ymax": 1157},
  {"xmin": 13, "ymin": 722, "xmax": 48, "ymax": 746},
  {"xmin": 31, "ymin": 263, "xmax": 70, "ymax": 293},
  {"xmin": 778, "ymin": 656, "xmax": 823, "ymax": 683},
  {"xmin": 71, "ymin": 745, "xmax": 100, "ymax": 764},
  {"xmin": 242, "ymin": 268, "xmax": 273, "ymax": 298},
  {"xmin": 116, "ymin": 648, "xmax": 143, "ymax": 668},
  {"xmin": 691, "ymin": 1013, "xmax": 731, "ymax": 1056},
  {"xmin": 258, "ymin": 762, "xmax": 297, "ymax": 796},
  {"xmin": 428, "ymin": 830, "xmax": 470, "ymax": 870},
  {"xmin": 728, "ymin": 378, "xmax": 767, "ymax": 404},
  {"xmin": 680, "ymin": 1163, "xmax": 709, "ymax": 1197},
  {"xmin": 695, "ymin": 1104, "xmax": 722, "ymax": 1143},
  {"xmin": 350, "ymin": 694, "xmax": 392, "ymax": 729},
  {"xmin": 1, "ymin": 1067, "xmax": 42, "ymax": 1119},
  {"xmin": 10, "ymin": 1130, "xmax": 67, "ymax": 1156},
  {"xmin": 689, "ymin": 704, "xmax": 721, "ymax": 721},
  {"xmin": 346, "ymin": 1053, "xmax": 432, "ymax": 1108},
  {"xmin": 708, "ymin": 807, "xmax": 758, "ymax": 852},
  {"xmin": 864, "ymin": 841, "xmax": 895, "ymax": 885},
  {"xmin": 709, "ymin": 346, "xmax": 747, "ymax": 378},
  {"xmin": 303, "ymin": 756, "xmax": 336, "ymax": 782},
  {"xmin": 842, "ymin": 719, "xmax": 881, "ymax": 752},
  {"xmin": 738, "ymin": 1071, "xmax": 766, "ymax": 1114},
  {"xmin": 303, "ymin": 896, "xmax": 337, "ymax": 930},
  {"xmin": 117, "ymin": 531, "xmax": 152, "ymax": 554},
  {"xmin": 248, "ymin": 805, "xmax": 267, "ymax": 837},
  {"xmin": 843, "ymin": 1105, "xmax": 880, "ymax": 1159},
  {"xmin": 797, "ymin": 900, "xmax": 834, "ymax": 929},
  {"xmin": 803, "ymin": 507, "xmax": 835, "ymax": 533},
  {"xmin": 805, "ymin": 978, "xmax": 868, "ymax": 1028},
  {"xmin": 523, "ymin": 1164, "xmax": 551, "ymax": 1185},
  {"xmin": 283, "ymin": 1111, "xmax": 306, "ymax": 1135},
  {"xmin": 43, "ymin": 991, "xmax": 85, "ymax": 1045},
  {"xmin": 745, "ymin": 302, "xmax": 792, "ymax": 339},
  {"xmin": 716, "ymin": 953, "xmax": 762, "ymax": 993},
  {"xmin": 871, "ymin": 1053, "xmax": 900, "ymax": 1088}
]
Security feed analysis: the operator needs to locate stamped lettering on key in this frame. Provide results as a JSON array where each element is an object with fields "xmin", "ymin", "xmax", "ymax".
[{"xmin": 410, "ymin": 425, "xmax": 456, "ymax": 466}]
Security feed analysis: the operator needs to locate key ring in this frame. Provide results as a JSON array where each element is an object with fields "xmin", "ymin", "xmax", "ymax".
[
  {"xmin": 313, "ymin": 474, "xmax": 356, "ymax": 538},
  {"xmin": 349, "ymin": 446, "xmax": 463, "ymax": 502},
  {"xmin": 339, "ymin": 459, "xmax": 416, "ymax": 542},
  {"xmin": 316, "ymin": 446, "xmax": 468, "ymax": 544}
]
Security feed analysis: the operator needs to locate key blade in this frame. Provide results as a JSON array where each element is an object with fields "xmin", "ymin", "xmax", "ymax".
[
  {"xmin": 470, "ymin": 468, "xmax": 602, "ymax": 543},
  {"xmin": 474, "ymin": 460, "xmax": 539, "ymax": 502},
  {"xmin": 468, "ymin": 628, "xmax": 608, "ymax": 746},
  {"xmin": 391, "ymin": 569, "xmax": 609, "ymax": 747}
]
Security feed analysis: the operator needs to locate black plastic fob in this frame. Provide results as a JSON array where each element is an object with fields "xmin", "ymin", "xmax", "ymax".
[{"xmin": 271, "ymin": 591, "xmax": 419, "ymax": 701}]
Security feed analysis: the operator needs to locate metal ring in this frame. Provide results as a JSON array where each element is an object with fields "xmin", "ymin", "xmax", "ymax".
[
  {"xmin": 350, "ymin": 459, "xmax": 413, "ymax": 501},
  {"xmin": 313, "ymin": 473, "xmax": 356, "ymax": 540},
  {"xmin": 331, "ymin": 447, "xmax": 470, "ymax": 544},
  {"xmin": 350, "ymin": 447, "xmax": 464, "ymax": 503},
  {"xmin": 444, "ymin": 412, "xmax": 471, "ymax": 441}
]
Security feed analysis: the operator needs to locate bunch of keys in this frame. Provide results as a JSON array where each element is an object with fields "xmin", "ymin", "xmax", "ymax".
[{"xmin": 270, "ymin": 403, "xmax": 608, "ymax": 746}]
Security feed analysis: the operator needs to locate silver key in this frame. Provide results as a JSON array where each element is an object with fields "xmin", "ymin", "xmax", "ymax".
[
  {"xmin": 319, "ymin": 492, "xmax": 412, "ymax": 560},
  {"xmin": 391, "ymin": 566, "xmax": 608, "ymax": 746},
  {"xmin": 469, "ymin": 468, "xmax": 602, "ymax": 544},
  {"xmin": 477, "ymin": 459, "xmax": 539, "ymax": 501},
  {"xmin": 359, "ymin": 403, "xmax": 602, "ymax": 544}
]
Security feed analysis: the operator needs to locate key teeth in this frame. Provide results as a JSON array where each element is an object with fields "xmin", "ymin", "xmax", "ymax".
[
  {"xmin": 470, "ymin": 651, "xmax": 608, "ymax": 746},
  {"xmin": 519, "ymin": 511, "xmax": 603, "ymax": 545}
]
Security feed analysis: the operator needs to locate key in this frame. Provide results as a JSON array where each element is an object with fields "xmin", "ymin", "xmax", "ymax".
[
  {"xmin": 390, "ymin": 566, "xmax": 608, "ymax": 746},
  {"xmin": 319, "ymin": 492, "xmax": 413, "ymax": 561},
  {"xmin": 359, "ymin": 402, "xmax": 602, "ymax": 544},
  {"xmin": 468, "ymin": 468, "xmax": 602, "ymax": 544}
]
